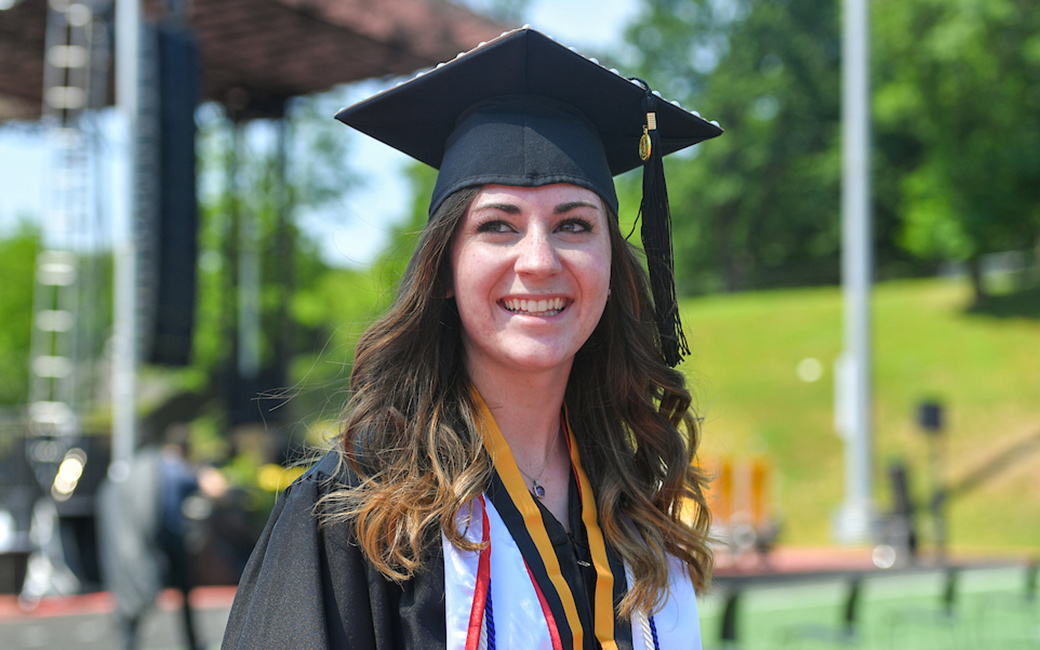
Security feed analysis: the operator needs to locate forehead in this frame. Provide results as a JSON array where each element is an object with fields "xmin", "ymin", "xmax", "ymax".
[{"xmin": 467, "ymin": 184, "xmax": 605, "ymax": 212}]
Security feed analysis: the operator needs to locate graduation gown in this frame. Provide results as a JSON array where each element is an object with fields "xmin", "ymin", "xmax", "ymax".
[{"xmin": 222, "ymin": 443, "xmax": 702, "ymax": 650}]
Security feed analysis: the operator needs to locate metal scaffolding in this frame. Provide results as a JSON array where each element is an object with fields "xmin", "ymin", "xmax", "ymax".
[{"xmin": 22, "ymin": 0, "xmax": 112, "ymax": 603}]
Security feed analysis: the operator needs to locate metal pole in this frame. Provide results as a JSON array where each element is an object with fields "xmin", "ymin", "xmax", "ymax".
[
  {"xmin": 834, "ymin": 0, "xmax": 877, "ymax": 543},
  {"xmin": 238, "ymin": 149, "xmax": 260, "ymax": 382},
  {"xmin": 110, "ymin": 0, "xmax": 140, "ymax": 477}
]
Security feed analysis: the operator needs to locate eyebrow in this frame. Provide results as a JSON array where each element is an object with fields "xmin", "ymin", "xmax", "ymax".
[
  {"xmin": 470, "ymin": 199, "xmax": 601, "ymax": 215},
  {"xmin": 472, "ymin": 202, "xmax": 522, "ymax": 214},
  {"xmin": 554, "ymin": 200, "xmax": 600, "ymax": 214}
]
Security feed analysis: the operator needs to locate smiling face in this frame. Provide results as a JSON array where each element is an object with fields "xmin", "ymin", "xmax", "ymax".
[{"xmin": 449, "ymin": 184, "xmax": 612, "ymax": 382}]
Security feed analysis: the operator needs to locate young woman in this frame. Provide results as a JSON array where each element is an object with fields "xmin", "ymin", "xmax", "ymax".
[{"xmin": 222, "ymin": 28, "xmax": 723, "ymax": 650}]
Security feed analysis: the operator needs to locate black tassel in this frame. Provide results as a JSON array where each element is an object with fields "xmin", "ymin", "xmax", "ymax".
[{"xmin": 637, "ymin": 86, "xmax": 689, "ymax": 367}]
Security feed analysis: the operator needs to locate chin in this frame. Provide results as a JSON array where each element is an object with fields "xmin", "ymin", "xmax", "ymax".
[{"xmin": 480, "ymin": 345, "xmax": 579, "ymax": 375}]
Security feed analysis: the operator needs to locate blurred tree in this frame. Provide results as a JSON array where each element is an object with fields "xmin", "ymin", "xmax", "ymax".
[
  {"xmin": 280, "ymin": 162, "xmax": 441, "ymax": 424},
  {"xmin": 621, "ymin": 0, "xmax": 849, "ymax": 294},
  {"xmin": 0, "ymin": 221, "xmax": 38, "ymax": 406},
  {"xmin": 0, "ymin": 221, "xmax": 112, "ymax": 410},
  {"xmin": 621, "ymin": 0, "xmax": 1039, "ymax": 298},
  {"xmin": 370, "ymin": 163, "xmax": 438, "ymax": 285},
  {"xmin": 171, "ymin": 92, "xmax": 357, "ymax": 431},
  {"xmin": 873, "ymin": 0, "xmax": 1040, "ymax": 301}
]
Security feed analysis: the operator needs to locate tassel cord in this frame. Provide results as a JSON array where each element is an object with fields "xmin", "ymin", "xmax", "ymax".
[{"xmin": 635, "ymin": 85, "xmax": 690, "ymax": 367}]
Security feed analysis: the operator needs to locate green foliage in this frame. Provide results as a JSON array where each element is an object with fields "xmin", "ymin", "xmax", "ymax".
[
  {"xmin": 0, "ymin": 222, "xmax": 112, "ymax": 409},
  {"xmin": 275, "ymin": 162, "xmax": 442, "ymax": 424},
  {"xmin": 623, "ymin": 0, "xmax": 851, "ymax": 294},
  {"xmin": 285, "ymin": 265, "xmax": 386, "ymax": 421},
  {"xmin": 276, "ymin": 162, "xmax": 438, "ymax": 418},
  {"xmin": 0, "ymin": 221, "xmax": 38, "ymax": 406},
  {"xmin": 370, "ymin": 163, "xmax": 439, "ymax": 285},
  {"xmin": 192, "ymin": 96, "xmax": 352, "ymax": 384},
  {"xmin": 276, "ymin": 158, "xmax": 443, "ymax": 426},
  {"xmin": 622, "ymin": 0, "xmax": 1040, "ymax": 297},
  {"xmin": 873, "ymin": 0, "xmax": 1040, "ymax": 268}
]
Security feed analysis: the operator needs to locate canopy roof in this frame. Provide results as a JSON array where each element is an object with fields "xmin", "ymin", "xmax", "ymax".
[{"xmin": 0, "ymin": 0, "xmax": 510, "ymax": 121}]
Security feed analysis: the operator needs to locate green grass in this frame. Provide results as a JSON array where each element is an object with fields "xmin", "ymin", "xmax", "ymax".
[{"xmin": 679, "ymin": 276, "xmax": 1040, "ymax": 551}]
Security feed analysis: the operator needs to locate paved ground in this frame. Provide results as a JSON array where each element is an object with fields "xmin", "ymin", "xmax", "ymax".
[{"xmin": 0, "ymin": 586, "xmax": 236, "ymax": 650}]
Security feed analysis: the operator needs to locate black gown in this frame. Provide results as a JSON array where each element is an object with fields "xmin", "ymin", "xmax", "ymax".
[{"xmin": 221, "ymin": 450, "xmax": 639, "ymax": 650}]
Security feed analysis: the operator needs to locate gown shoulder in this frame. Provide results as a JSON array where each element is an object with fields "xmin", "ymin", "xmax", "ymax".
[{"xmin": 221, "ymin": 449, "xmax": 446, "ymax": 650}]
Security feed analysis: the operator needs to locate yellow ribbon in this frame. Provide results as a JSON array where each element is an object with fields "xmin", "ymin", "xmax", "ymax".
[{"xmin": 472, "ymin": 387, "xmax": 618, "ymax": 650}]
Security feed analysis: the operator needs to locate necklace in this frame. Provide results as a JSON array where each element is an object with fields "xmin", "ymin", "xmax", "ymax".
[{"xmin": 517, "ymin": 424, "xmax": 561, "ymax": 499}]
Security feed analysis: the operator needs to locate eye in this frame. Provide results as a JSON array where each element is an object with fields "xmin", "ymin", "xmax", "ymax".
[
  {"xmin": 556, "ymin": 218, "xmax": 593, "ymax": 234},
  {"xmin": 475, "ymin": 219, "xmax": 514, "ymax": 234}
]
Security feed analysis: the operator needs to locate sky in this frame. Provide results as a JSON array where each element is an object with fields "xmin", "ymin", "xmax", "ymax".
[{"xmin": 0, "ymin": 0, "xmax": 641, "ymax": 268}]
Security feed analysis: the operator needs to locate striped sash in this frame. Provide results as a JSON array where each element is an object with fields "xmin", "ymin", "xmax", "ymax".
[{"xmin": 442, "ymin": 388, "xmax": 703, "ymax": 649}]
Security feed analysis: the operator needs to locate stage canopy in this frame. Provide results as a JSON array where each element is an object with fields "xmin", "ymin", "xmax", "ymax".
[{"xmin": 0, "ymin": 0, "xmax": 510, "ymax": 121}]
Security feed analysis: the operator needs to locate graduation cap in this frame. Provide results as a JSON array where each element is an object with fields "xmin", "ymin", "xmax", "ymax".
[{"xmin": 336, "ymin": 27, "xmax": 723, "ymax": 367}]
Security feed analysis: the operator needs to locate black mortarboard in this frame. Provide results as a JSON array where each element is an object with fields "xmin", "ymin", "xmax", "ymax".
[{"xmin": 335, "ymin": 27, "xmax": 723, "ymax": 367}]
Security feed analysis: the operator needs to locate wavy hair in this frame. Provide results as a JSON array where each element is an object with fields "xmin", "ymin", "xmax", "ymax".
[{"xmin": 319, "ymin": 186, "xmax": 712, "ymax": 616}]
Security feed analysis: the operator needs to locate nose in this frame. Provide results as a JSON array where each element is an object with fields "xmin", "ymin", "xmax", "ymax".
[{"xmin": 514, "ymin": 229, "xmax": 562, "ymax": 277}]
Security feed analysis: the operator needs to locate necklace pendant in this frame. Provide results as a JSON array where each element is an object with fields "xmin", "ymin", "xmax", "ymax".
[{"xmin": 531, "ymin": 482, "xmax": 546, "ymax": 499}]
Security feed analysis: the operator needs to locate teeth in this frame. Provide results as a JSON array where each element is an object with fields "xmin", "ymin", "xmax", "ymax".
[{"xmin": 504, "ymin": 297, "xmax": 566, "ymax": 315}]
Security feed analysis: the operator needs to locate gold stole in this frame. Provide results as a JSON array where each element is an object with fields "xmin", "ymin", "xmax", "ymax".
[{"xmin": 472, "ymin": 387, "xmax": 620, "ymax": 650}]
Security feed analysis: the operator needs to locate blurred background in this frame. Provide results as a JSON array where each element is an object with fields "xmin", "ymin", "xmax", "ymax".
[{"xmin": 0, "ymin": 0, "xmax": 1037, "ymax": 647}]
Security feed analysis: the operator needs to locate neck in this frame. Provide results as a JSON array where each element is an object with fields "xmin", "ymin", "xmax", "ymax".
[
  {"xmin": 469, "ymin": 363, "xmax": 573, "ymax": 526},
  {"xmin": 467, "ymin": 363, "xmax": 569, "ymax": 456}
]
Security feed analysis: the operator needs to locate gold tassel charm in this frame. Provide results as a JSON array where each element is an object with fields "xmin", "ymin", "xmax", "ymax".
[{"xmin": 639, "ymin": 112, "xmax": 657, "ymax": 161}]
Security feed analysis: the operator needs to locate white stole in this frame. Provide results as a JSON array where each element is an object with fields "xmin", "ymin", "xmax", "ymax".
[{"xmin": 443, "ymin": 497, "xmax": 703, "ymax": 650}]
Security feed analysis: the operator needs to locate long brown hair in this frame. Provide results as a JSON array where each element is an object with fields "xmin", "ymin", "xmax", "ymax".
[{"xmin": 320, "ymin": 186, "xmax": 712, "ymax": 615}]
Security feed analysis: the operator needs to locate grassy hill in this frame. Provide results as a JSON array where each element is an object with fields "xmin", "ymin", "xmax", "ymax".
[{"xmin": 681, "ymin": 276, "xmax": 1040, "ymax": 552}]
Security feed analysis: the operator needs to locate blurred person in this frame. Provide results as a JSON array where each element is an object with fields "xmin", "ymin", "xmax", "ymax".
[
  {"xmin": 222, "ymin": 28, "xmax": 722, "ymax": 649},
  {"xmin": 97, "ymin": 423, "xmax": 227, "ymax": 650}
]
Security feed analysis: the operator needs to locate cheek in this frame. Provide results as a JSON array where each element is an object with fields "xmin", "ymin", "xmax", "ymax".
[
  {"xmin": 574, "ymin": 248, "xmax": 611, "ymax": 328},
  {"xmin": 590, "ymin": 242, "xmax": 612, "ymax": 298},
  {"xmin": 447, "ymin": 241, "xmax": 473, "ymax": 300},
  {"xmin": 451, "ymin": 254, "xmax": 495, "ymax": 322}
]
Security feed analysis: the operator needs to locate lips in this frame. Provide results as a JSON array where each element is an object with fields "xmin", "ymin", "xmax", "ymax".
[{"xmin": 502, "ymin": 297, "xmax": 567, "ymax": 316}]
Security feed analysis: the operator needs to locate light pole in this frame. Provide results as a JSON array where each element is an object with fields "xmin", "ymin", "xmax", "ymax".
[
  {"xmin": 834, "ymin": 0, "xmax": 879, "ymax": 543},
  {"xmin": 111, "ymin": 0, "xmax": 140, "ymax": 477}
]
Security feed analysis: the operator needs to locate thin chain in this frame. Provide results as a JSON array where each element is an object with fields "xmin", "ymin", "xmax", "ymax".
[{"xmin": 516, "ymin": 424, "xmax": 562, "ymax": 499}]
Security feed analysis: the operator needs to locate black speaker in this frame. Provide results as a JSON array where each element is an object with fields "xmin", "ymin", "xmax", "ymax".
[
  {"xmin": 148, "ymin": 23, "xmax": 199, "ymax": 366},
  {"xmin": 222, "ymin": 364, "xmax": 290, "ymax": 427}
]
